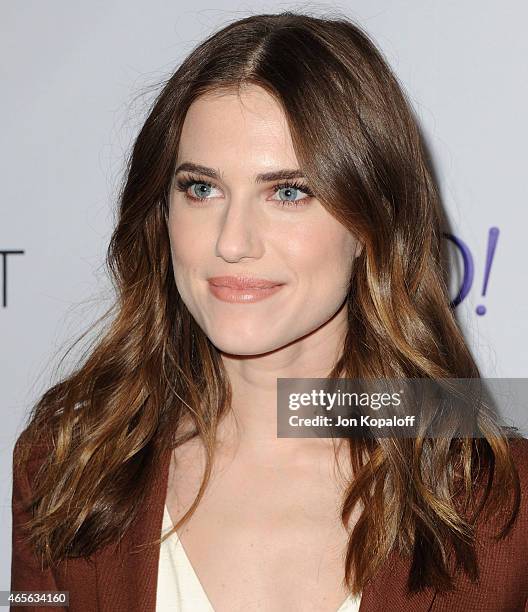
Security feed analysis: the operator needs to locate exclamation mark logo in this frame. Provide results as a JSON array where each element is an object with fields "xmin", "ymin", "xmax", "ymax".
[{"xmin": 476, "ymin": 227, "xmax": 499, "ymax": 316}]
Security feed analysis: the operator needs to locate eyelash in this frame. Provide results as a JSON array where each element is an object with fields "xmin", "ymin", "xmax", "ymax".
[{"xmin": 173, "ymin": 174, "xmax": 314, "ymax": 208}]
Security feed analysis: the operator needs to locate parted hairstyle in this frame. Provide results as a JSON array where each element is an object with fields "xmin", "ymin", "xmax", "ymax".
[{"xmin": 14, "ymin": 11, "xmax": 520, "ymax": 596}]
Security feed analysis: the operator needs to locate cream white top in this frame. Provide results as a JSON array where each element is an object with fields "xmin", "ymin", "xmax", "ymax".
[{"xmin": 156, "ymin": 504, "xmax": 362, "ymax": 611}]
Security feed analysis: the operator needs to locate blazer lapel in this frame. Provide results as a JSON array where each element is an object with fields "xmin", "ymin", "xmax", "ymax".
[{"xmin": 95, "ymin": 443, "xmax": 173, "ymax": 612}]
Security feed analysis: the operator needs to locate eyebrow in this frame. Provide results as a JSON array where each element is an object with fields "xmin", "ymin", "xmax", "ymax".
[{"xmin": 174, "ymin": 162, "xmax": 305, "ymax": 184}]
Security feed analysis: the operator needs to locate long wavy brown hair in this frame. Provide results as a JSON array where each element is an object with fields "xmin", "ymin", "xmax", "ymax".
[{"xmin": 14, "ymin": 11, "xmax": 521, "ymax": 596}]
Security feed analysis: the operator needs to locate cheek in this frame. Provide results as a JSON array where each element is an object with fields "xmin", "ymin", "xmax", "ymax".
[
  {"xmin": 167, "ymin": 216, "xmax": 209, "ymax": 294},
  {"xmin": 168, "ymin": 205, "xmax": 208, "ymax": 264},
  {"xmin": 281, "ymin": 221, "xmax": 357, "ymax": 292}
]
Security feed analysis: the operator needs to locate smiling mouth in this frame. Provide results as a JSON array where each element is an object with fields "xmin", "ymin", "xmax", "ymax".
[
  {"xmin": 207, "ymin": 275, "xmax": 284, "ymax": 289},
  {"xmin": 207, "ymin": 276, "xmax": 285, "ymax": 303}
]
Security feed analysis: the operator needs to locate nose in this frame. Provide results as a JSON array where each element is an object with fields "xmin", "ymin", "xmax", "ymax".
[{"xmin": 215, "ymin": 198, "xmax": 264, "ymax": 263}]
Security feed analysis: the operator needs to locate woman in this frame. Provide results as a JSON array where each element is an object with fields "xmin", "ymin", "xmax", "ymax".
[{"xmin": 11, "ymin": 11, "xmax": 527, "ymax": 612}]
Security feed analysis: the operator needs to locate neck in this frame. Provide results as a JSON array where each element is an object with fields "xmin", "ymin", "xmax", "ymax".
[{"xmin": 215, "ymin": 300, "xmax": 349, "ymax": 462}]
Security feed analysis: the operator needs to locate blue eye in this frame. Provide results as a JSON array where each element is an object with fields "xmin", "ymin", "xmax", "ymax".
[
  {"xmin": 175, "ymin": 177, "xmax": 219, "ymax": 202},
  {"xmin": 174, "ymin": 174, "xmax": 314, "ymax": 208},
  {"xmin": 278, "ymin": 186, "xmax": 298, "ymax": 201},
  {"xmin": 272, "ymin": 183, "xmax": 313, "ymax": 206},
  {"xmin": 191, "ymin": 183, "xmax": 212, "ymax": 199}
]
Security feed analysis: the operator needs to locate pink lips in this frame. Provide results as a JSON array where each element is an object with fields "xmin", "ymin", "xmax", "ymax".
[{"xmin": 207, "ymin": 275, "xmax": 285, "ymax": 303}]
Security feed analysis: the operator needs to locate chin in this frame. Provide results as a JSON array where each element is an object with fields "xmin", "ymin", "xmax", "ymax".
[
  {"xmin": 210, "ymin": 337, "xmax": 277, "ymax": 357},
  {"xmin": 206, "ymin": 327, "xmax": 290, "ymax": 357}
]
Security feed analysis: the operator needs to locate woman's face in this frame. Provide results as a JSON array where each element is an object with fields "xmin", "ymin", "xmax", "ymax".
[{"xmin": 168, "ymin": 84, "xmax": 362, "ymax": 356}]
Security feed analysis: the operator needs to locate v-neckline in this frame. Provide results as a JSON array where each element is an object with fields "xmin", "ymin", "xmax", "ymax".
[
  {"xmin": 161, "ymin": 504, "xmax": 215, "ymax": 610},
  {"xmin": 161, "ymin": 504, "xmax": 359, "ymax": 612}
]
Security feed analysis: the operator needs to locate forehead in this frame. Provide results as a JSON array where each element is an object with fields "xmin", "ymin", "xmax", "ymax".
[{"xmin": 177, "ymin": 85, "xmax": 298, "ymax": 168}]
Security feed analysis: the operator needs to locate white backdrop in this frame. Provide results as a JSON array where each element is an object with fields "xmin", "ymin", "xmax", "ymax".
[{"xmin": 2, "ymin": 0, "xmax": 528, "ymax": 589}]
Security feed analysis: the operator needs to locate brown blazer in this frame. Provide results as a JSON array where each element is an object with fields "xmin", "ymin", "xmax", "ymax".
[{"xmin": 11, "ymin": 435, "xmax": 528, "ymax": 612}]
